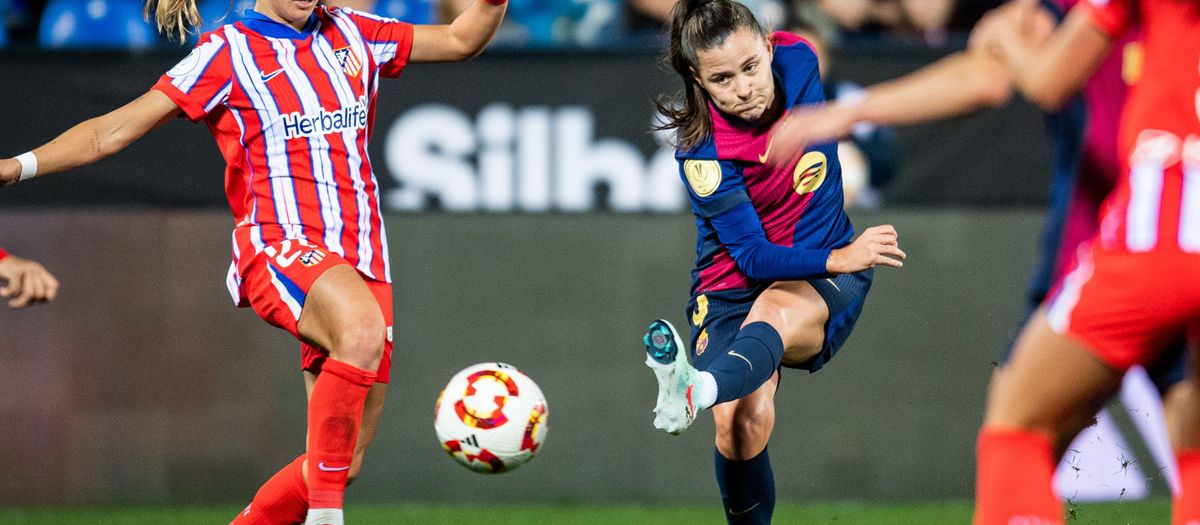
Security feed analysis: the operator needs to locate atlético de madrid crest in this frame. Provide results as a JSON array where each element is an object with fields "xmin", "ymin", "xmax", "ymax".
[{"xmin": 333, "ymin": 47, "xmax": 362, "ymax": 78}]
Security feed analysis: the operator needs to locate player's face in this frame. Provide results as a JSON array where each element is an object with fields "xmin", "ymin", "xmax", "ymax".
[
  {"xmin": 692, "ymin": 27, "xmax": 776, "ymax": 125},
  {"xmin": 255, "ymin": 0, "xmax": 318, "ymax": 29}
]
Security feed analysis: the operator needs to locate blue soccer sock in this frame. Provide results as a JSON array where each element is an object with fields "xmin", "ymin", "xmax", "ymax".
[
  {"xmin": 715, "ymin": 447, "xmax": 775, "ymax": 525},
  {"xmin": 704, "ymin": 322, "xmax": 784, "ymax": 406}
]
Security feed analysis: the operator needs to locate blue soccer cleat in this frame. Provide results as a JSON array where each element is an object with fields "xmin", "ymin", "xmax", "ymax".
[{"xmin": 643, "ymin": 319, "xmax": 698, "ymax": 435}]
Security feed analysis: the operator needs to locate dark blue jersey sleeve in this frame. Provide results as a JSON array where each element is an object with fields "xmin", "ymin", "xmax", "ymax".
[
  {"xmin": 681, "ymin": 159, "xmax": 749, "ymax": 218},
  {"xmin": 682, "ymin": 159, "xmax": 833, "ymax": 281},
  {"xmin": 710, "ymin": 203, "xmax": 833, "ymax": 282}
]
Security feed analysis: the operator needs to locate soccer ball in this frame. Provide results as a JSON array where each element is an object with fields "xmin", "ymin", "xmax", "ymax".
[{"xmin": 434, "ymin": 362, "xmax": 549, "ymax": 474}]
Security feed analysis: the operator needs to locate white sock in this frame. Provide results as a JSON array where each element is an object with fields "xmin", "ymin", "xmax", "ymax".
[
  {"xmin": 697, "ymin": 371, "xmax": 718, "ymax": 410},
  {"xmin": 306, "ymin": 508, "xmax": 344, "ymax": 525}
]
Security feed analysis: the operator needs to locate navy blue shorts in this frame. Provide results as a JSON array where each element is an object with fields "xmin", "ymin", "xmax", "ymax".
[{"xmin": 686, "ymin": 269, "xmax": 874, "ymax": 373}]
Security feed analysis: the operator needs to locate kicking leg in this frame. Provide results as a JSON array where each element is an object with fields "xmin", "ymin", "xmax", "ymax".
[{"xmin": 643, "ymin": 281, "xmax": 827, "ymax": 435}]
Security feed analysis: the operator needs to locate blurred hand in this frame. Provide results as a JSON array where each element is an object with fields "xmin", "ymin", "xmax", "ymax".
[
  {"xmin": 0, "ymin": 158, "xmax": 20, "ymax": 187},
  {"xmin": 766, "ymin": 102, "xmax": 856, "ymax": 168},
  {"xmin": 826, "ymin": 225, "xmax": 906, "ymax": 274},
  {"xmin": 969, "ymin": 0, "xmax": 1053, "ymax": 56},
  {"xmin": 0, "ymin": 254, "xmax": 60, "ymax": 308}
]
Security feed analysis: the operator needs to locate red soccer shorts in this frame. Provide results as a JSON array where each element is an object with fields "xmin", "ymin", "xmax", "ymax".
[
  {"xmin": 241, "ymin": 239, "xmax": 394, "ymax": 383},
  {"xmin": 1045, "ymin": 242, "xmax": 1200, "ymax": 371}
]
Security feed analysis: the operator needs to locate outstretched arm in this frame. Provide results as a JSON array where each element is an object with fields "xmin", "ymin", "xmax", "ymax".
[
  {"xmin": 770, "ymin": 49, "xmax": 1013, "ymax": 166},
  {"xmin": 0, "ymin": 90, "xmax": 181, "ymax": 186},
  {"xmin": 410, "ymin": 0, "xmax": 507, "ymax": 63},
  {"xmin": 766, "ymin": 0, "xmax": 1064, "ymax": 165},
  {"xmin": 974, "ymin": 0, "xmax": 1113, "ymax": 111}
]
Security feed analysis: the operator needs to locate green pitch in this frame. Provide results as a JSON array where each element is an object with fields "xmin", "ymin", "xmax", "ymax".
[{"xmin": 0, "ymin": 500, "xmax": 1170, "ymax": 525}]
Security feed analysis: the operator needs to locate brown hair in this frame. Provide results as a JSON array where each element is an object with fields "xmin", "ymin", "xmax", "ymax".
[
  {"xmin": 144, "ymin": 0, "xmax": 202, "ymax": 42},
  {"xmin": 654, "ymin": 0, "xmax": 767, "ymax": 150}
]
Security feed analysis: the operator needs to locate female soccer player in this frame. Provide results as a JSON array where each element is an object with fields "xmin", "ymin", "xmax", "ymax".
[
  {"xmin": 768, "ymin": 0, "xmax": 1187, "ymax": 496},
  {"xmin": 0, "ymin": 0, "xmax": 506, "ymax": 522},
  {"xmin": 0, "ymin": 247, "xmax": 60, "ymax": 309},
  {"xmin": 953, "ymin": 0, "xmax": 1200, "ymax": 523},
  {"xmin": 643, "ymin": 1, "xmax": 905, "ymax": 522}
]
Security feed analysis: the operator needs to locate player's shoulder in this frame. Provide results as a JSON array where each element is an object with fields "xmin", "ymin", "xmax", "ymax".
[
  {"xmin": 191, "ymin": 25, "xmax": 230, "ymax": 45},
  {"xmin": 323, "ymin": 4, "xmax": 401, "ymax": 25},
  {"xmin": 675, "ymin": 134, "xmax": 720, "ymax": 161},
  {"xmin": 769, "ymin": 31, "xmax": 821, "ymax": 106},
  {"xmin": 770, "ymin": 31, "xmax": 819, "ymax": 70}
]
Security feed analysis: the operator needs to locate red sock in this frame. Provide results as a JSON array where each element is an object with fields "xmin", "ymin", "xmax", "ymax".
[
  {"xmin": 974, "ymin": 427, "xmax": 1063, "ymax": 525},
  {"xmin": 306, "ymin": 358, "xmax": 375, "ymax": 510},
  {"xmin": 1173, "ymin": 449, "xmax": 1200, "ymax": 525},
  {"xmin": 230, "ymin": 454, "xmax": 309, "ymax": 525}
]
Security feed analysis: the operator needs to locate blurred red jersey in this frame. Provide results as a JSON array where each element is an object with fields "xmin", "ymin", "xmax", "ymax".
[
  {"xmin": 152, "ymin": 7, "xmax": 414, "ymax": 305},
  {"xmin": 1079, "ymin": 0, "xmax": 1200, "ymax": 254},
  {"xmin": 1045, "ymin": 0, "xmax": 1200, "ymax": 370}
]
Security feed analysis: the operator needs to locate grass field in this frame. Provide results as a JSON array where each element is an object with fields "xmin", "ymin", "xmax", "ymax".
[{"xmin": 0, "ymin": 500, "xmax": 1171, "ymax": 524}]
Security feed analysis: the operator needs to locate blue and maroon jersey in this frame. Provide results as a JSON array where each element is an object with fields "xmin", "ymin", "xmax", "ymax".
[{"xmin": 676, "ymin": 31, "xmax": 854, "ymax": 297}]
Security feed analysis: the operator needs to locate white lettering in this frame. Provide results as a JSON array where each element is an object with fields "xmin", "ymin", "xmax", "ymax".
[
  {"xmin": 384, "ymin": 105, "xmax": 478, "ymax": 211},
  {"xmin": 382, "ymin": 104, "xmax": 684, "ymax": 213},
  {"xmin": 279, "ymin": 97, "xmax": 369, "ymax": 140}
]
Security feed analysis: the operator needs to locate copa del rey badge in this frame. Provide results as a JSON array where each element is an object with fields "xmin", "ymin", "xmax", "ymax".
[{"xmin": 334, "ymin": 47, "xmax": 361, "ymax": 78}]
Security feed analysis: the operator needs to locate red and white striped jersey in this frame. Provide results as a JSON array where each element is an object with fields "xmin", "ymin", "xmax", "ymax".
[
  {"xmin": 152, "ymin": 6, "xmax": 414, "ymax": 305},
  {"xmin": 1078, "ymin": 0, "xmax": 1200, "ymax": 254}
]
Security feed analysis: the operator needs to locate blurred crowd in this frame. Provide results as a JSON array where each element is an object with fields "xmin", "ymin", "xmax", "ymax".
[
  {"xmin": 0, "ymin": 0, "xmax": 1013, "ymax": 209},
  {"xmin": 0, "ymin": 0, "xmax": 1006, "ymax": 50}
]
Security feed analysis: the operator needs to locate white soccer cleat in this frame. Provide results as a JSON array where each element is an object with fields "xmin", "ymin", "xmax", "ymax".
[
  {"xmin": 643, "ymin": 319, "xmax": 699, "ymax": 435},
  {"xmin": 305, "ymin": 508, "xmax": 344, "ymax": 525}
]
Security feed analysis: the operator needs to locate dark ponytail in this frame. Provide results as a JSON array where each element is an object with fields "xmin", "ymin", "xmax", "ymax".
[{"xmin": 654, "ymin": 0, "xmax": 767, "ymax": 150}]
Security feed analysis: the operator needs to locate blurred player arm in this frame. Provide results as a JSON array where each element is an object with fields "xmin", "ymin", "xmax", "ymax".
[
  {"xmin": 973, "ymin": 0, "xmax": 1113, "ymax": 111},
  {"xmin": 411, "ymin": 0, "xmax": 507, "ymax": 62},
  {"xmin": 0, "ymin": 248, "xmax": 60, "ymax": 309},
  {"xmin": 767, "ymin": 50, "xmax": 1013, "ymax": 166},
  {"xmin": 711, "ymin": 203, "xmax": 905, "ymax": 278},
  {"xmin": 0, "ymin": 90, "xmax": 180, "ymax": 186}
]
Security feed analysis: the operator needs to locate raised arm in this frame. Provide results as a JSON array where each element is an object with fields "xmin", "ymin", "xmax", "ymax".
[
  {"xmin": 410, "ymin": 0, "xmax": 506, "ymax": 63},
  {"xmin": 769, "ymin": 49, "xmax": 1014, "ymax": 165},
  {"xmin": 974, "ymin": 0, "xmax": 1113, "ymax": 111},
  {"xmin": 0, "ymin": 90, "xmax": 180, "ymax": 186}
]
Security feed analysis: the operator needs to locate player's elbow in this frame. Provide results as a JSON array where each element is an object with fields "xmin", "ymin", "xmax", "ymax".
[{"xmin": 731, "ymin": 248, "xmax": 769, "ymax": 282}]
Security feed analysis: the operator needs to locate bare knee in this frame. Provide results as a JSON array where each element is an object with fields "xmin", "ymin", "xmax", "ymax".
[
  {"xmin": 328, "ymin": 313, "xmax": 386, "ymax": 371},
  {"xmin": 714, "ymin": 404, "xmax": 774, "ymax": 460}
]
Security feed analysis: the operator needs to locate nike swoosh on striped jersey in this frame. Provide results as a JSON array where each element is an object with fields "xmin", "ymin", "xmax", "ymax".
[{"xmin": 260, "ymin": 68, "xmax": 285, "ymax": 82}]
